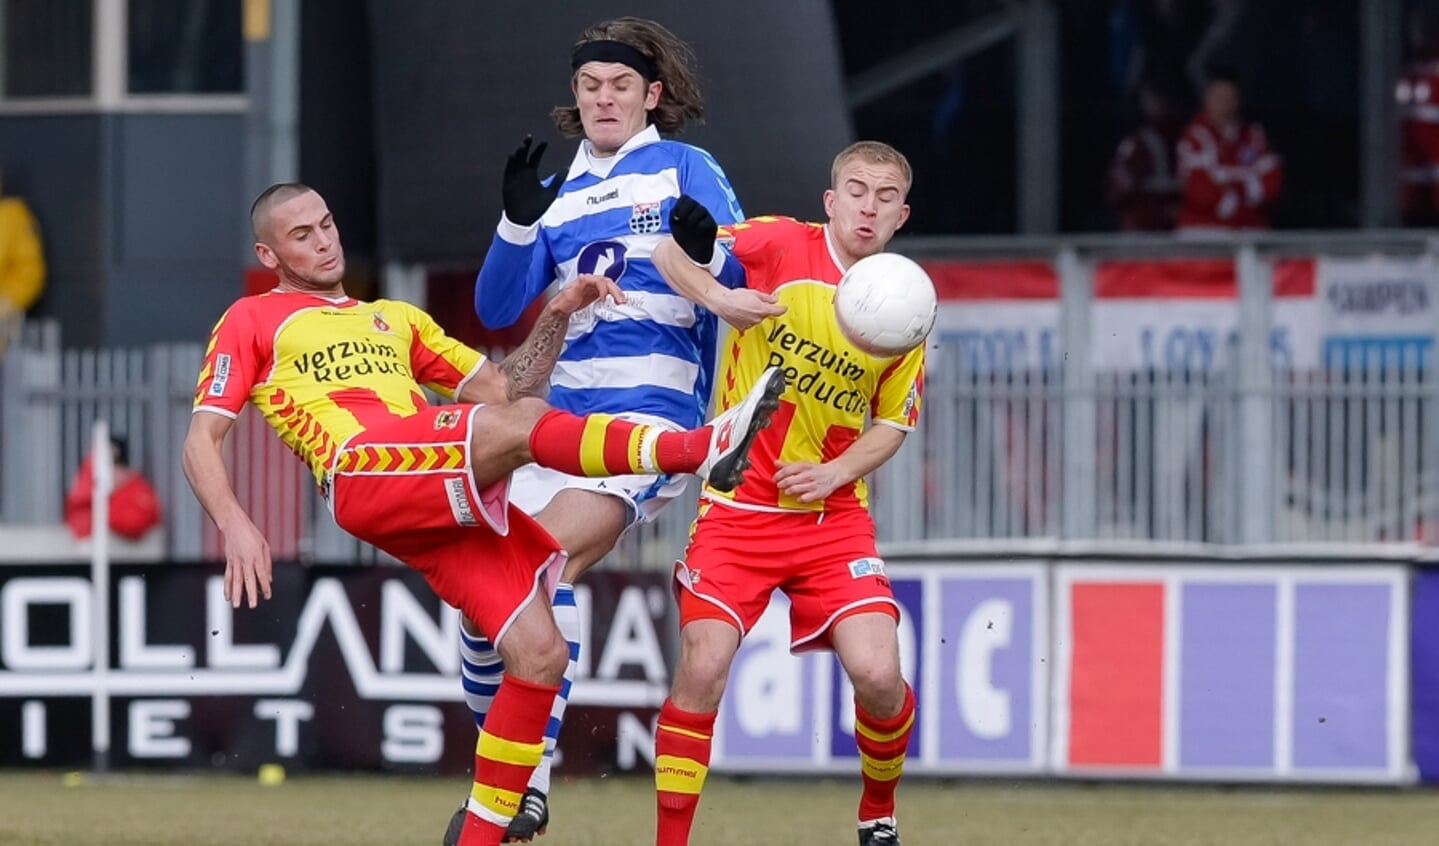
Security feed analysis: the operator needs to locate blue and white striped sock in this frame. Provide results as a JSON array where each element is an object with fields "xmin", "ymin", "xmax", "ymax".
[
  {"xmin": 528, "ymin": 583, "xmax": 580, "ymax": 794},
  {"xmin": 459, "ymin": 625, "xmax": 505, "ymax": 730}
]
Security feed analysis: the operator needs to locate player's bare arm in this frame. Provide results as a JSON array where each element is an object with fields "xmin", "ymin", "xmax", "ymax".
[
  {"xmin": 774, "ymin": 424, "xmax": 907, "ymax": 504},
  {"xmin": 181, "ymin": 411, "xmax": 273, "ymax": 609},
  {"xmin": 653, "ymin": 237, "xmax": 784, "ymax": 330},
  {"xmin": 460, "ymin": 274, "xmax": 627, "ymax": 404}
]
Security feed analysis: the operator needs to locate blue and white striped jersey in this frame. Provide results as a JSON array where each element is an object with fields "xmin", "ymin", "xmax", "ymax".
[{"xmin": 475, "ymin": 125, "xmax": 745, "ymax": 429}]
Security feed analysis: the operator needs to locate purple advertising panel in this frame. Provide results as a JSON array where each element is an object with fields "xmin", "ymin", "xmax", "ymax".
[
  {"xmin": 1053, "ymin": 564, "xmax": 1409, "ymax": 783},
  {"xmin": 1178, "ymin": 583, "xmax": 1277, "ymax": 769},
  {"xmin": 1291, "ymin": 583, "xmax": 1393, "ymax": 771},
  {"xmin": 932, "ymin": 575, "xmax": 1043, "ymax": 768},
  {"xmin": 1410, "ymin": 569, "xmax": 1439, "ymax": 783},
  {"xmin": 713, "ymin": 564, "xmax": 1048, "ymax": 775}
]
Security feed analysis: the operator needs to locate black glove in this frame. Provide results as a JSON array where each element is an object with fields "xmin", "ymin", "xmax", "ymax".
[
  {"xmin": 502, "ymin": 136, "xmax": 562, "ymax": 226},
  {"xmin": 669, "ymin": 194, "xmax": 718, "ymax": 265}
]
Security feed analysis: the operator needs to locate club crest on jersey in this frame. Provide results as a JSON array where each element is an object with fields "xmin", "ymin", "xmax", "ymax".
[
  {"xmin": 371, "ymin": 311, "xmax": 392, "ymax": 334},
  {"xmin": 434, "ymin": 410, "xmax": 462, "ymax": 430},
  {"xmin": 630, "ymin": 201, "xmax": 662, "ymax": 234},
  {"xmin": 576, "ymin": 240, "xmax": 628, "ymax": 281}
]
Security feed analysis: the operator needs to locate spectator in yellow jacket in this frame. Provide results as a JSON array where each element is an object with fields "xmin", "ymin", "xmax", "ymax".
[{"xmin": 0, "ymin": 166, "xmax": 46, "ymax": 325}]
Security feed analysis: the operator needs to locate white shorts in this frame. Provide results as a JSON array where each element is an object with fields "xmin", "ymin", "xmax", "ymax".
[{"xmin": 509, "ymin": 413, "xmax": 691, "ymax": 529}]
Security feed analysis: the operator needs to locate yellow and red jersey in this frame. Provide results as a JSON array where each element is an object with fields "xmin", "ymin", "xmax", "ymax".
[
  {"xmin": 193, "ymin": 290, "xmax": 485, "ymax": 485},
  {"xmin": 709, "ymin": 216, "xmax": 924, "ymax": 512}
]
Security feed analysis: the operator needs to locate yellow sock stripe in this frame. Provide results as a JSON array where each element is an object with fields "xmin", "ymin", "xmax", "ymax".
[
  {"xmin": 854, "ymin": 711, "xmax": 915, "ymax": 745},
  {"xmin": 469, "ymin": 782, "xmax": 524, "ymax": 821},
  {"xmin": 577, "ymin": 414, "xmax": 616, "ymax": 477},
  {"xmin": 476, "ymin": 732, "xmax": 546, "ymax": 769},
  {"xmin": 860, "ymin": 752, "xmax": 907, "ymax": 782},
  {"xmin": 654, "ymin": 754, "xmax": 709, "ymax": 795},
  {"xmin": 657, "ymin": 723, "xmax": 712, "ymax": 742}
]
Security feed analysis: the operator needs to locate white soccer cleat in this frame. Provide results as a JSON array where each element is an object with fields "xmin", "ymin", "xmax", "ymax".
[{"xmin": 698, "ymin": 366, "xmax": 787, "ymax": 493}]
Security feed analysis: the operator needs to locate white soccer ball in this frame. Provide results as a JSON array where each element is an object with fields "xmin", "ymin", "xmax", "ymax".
[{"xmin": 834, "ymin": 253, "xmax": 937, "ymax": 356}]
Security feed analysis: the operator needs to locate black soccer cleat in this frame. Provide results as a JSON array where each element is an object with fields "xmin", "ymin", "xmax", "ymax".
[
  {"xmin": 442, "ymin": 801, "xmax": 466, "ymax": 846},
  {"xmin": 858, "ymin": 816, "xmax": 900, "ymax": 846},
  {"xmin": 698, "ymin": 366, "xmax": 787, "ymax": 493},
  {"xmin": 502, "ymin": 788, "xmax": 549, "ymax": 842}
]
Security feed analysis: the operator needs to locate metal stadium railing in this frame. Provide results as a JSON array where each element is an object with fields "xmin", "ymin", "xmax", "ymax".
[{"xmin": 4, "ymin": 232, "xmax": 1439, "ymax": 567}]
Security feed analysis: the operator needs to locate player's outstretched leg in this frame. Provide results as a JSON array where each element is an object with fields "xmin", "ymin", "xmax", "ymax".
[{"xmin": 526, "ymin": 367, "xmax": 786, "ymax": 492}]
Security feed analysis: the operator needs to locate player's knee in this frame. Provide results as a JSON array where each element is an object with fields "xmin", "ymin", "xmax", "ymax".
[
  {"xmin": 500, "ymin": 624, "xmax": 569, "ymax": 686},
  {"xmin": 673, "ymin": 622, "xmax": 738, "ymax": 710},
  {"xmin": 849, "ymin": 662, "xmax": 906, "ymax": 718},
  {"xmin": 506, "ymin": 396, "xmax": 551, "ymax": 427}
]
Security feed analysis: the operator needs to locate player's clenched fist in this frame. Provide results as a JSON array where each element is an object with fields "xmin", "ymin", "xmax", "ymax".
[{"xmin": 669, "ymin": 194, "xmax": 719, "ymax": 264}]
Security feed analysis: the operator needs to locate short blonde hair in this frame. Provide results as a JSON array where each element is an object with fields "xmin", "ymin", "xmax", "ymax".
[{"xmin": 830, "ymin": 141, "xmax": 913, "ymax": 196}]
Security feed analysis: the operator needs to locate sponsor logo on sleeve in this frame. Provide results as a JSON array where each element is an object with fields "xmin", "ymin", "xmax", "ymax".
[{"xmin": 209, "ymin": 353, "xmax": 232, "ymax": 396}]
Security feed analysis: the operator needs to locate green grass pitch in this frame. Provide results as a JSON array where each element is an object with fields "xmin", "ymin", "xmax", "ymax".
[{"xmin": 3, "ymin": 771, "xmax": 1439, "ymax": 845}]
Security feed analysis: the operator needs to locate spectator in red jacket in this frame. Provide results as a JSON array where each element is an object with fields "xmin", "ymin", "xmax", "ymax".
[
  {"xmin": 1176, "ymin": 67, "xmax": 1283, "ymax": 233},
  {"xmin": 65, "ymin": 435, "xmax": 162, "ymax": 541},
  {"xmin": 1109, "ymin": 75, "xmax": 1187, "ymax": 231}
]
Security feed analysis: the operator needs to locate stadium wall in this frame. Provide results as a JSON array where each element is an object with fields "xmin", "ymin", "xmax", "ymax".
[{"xmin": 1, "ymin": 552, "xmax": 1435, "ymax": 785}]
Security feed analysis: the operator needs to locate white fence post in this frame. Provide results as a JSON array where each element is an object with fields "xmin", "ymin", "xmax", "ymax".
[
  {"xmin": 90, "ymin": 418, "xmax": 113, "ymax": 772},
  {"xmin": 1059, "ymin": 247, "xmax": 1096, "ymax": 539},
  {"xmin": 1237, "ymin": 244, "xmax": 1275, "ymax": 545}
]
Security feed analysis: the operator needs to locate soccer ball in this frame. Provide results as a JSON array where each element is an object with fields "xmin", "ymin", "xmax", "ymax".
[{"xmin": 833, "ymin": 253, "xmax": 937, "ymax": 356}]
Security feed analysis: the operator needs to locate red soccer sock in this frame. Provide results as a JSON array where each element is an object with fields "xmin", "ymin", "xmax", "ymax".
[
  {"xmin": 528, "ymin": 410, "xmax": 709, "ymax": 477},
  {"xmin": 854, "ymin": 683, "xmax": 916, "ymax": 822},
  {"xmin": 459, "ymin": 675, "xmax": 562, "ymax": 846},
  {"xmin": 654, "ymin": 699, "xmax": 716, "ymax": 846}
]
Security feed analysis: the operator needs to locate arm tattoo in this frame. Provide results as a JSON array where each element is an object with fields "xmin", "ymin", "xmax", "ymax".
[{"xmin": 498, "ymin": 307, "xmax": 568, "ymax": 401}]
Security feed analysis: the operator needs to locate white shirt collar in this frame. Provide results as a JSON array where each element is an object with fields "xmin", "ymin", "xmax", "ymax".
[{"xmin": 565, "ymin": 124, "xmax": 663, "ymax": 181}]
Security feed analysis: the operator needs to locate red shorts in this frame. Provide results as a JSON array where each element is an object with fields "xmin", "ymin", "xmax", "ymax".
[
  {"xmin": 329, "ymin": 404, "xmax": 565, "ymax": 644},
  {"xmin": 674, "ymin": 501, "xmax": 898, "ymax": 652}
]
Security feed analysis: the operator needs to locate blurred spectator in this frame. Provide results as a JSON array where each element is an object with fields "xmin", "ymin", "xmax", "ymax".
[
  {"xmin": 64, "ymin": 435, "xmax": 163, "ymax": 541},
  {"xmin": 1176, "ymin": 67, "xmax": 1283, "ymax": 233},
  {"xmin": 1108, "ymin": 74, "xmax": 1186, "ymax": 230},
  {"xmin": 0, "ymin": 165, "xmax": 46, "ymax": 347},
  {"xmin": 1399, "ymin": 3, "xmax": 1439, "ymax": 226}
]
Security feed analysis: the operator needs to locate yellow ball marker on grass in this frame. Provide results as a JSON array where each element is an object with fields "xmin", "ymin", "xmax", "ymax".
[{"xmin": 257, "ymin": 764, "xmax": 286, "ymax": 786}]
